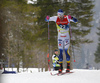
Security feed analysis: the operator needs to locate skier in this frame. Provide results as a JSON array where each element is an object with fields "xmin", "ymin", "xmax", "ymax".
[
  {"xmin": 45, "ymin": 9, "xmax": 78, "ymax": 73},
  {"xmin": 52, "ymin": 49, "xmax": 60, "ymax": 71}
]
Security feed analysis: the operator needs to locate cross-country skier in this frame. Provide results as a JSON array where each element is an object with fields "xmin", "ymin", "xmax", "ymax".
[
  {"xmin": 45, "ymin": 9, "xmax": 78, "ymax": 73},
  {"xmin": 52, "ymin": 49, "xmax": 60, "ymax": 71}
]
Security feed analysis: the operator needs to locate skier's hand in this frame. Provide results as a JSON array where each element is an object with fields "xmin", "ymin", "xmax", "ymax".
[
  {"xmin": 68, "ymin": 15, "xmax": 78, "ymax": 23},
  {"xmin": 45, "ymin": 16, "xmax": 50, "ymax": 22},
  {"xmin": 73, "ymin": 17, "xmax": 78, "ymax": 23},
  {"xmin": 46, "ymin": 16, "xmax": 50, "ymax": 20},
  {"xmin": 68, "ymin": 15, "xmax": 72, "ymax": 19}
]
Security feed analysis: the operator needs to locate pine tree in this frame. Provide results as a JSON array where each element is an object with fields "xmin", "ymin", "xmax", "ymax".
[
  {"xmin": 0, "ymin": 0, "xmax": 95, "ymax": 72},
  {"xmin": 94, "ymin": 26, "xmax": 100, "ymax": 63},
  {"xmin": 36, "ymin": 0, "xmax": 94, "ymax": 70},
  {"xmin": 0, "ymin": 0, "xmax": 40, "ymax": 72}
]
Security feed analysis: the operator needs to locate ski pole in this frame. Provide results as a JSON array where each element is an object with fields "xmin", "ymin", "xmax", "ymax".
[
  {"xmin": 69, "ymin": 25, "xmax": 76, "ymax": 62},
  {"xmin": 47, "ymin": 21, "xmax": 51, "ymax": 71},
  {"xmin": 48, "ymin": 21, "xmax": 50, "ymax": 58},
  {"xmin": 72, "ymin": 41, "xmax": 75, "ymax": 62}
]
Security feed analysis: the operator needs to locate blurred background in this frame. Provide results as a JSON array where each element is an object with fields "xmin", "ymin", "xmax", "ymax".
[{"xmin": 0, "ymin": 0, "xmax": 100, "ymax": 72}]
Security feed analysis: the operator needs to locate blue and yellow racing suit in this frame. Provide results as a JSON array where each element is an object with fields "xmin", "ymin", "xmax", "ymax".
[{"xmin": 48, "ymin": 15, "xmax": 77, "ymax": 64}]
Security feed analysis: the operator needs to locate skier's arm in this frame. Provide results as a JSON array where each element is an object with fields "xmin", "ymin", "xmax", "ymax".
[
  {"xmin": 45, "ymin": 16, "xmax": 57, "ymax": 22},
  {"xmin": 52, "ymin": 55, "xmax": 59, "ymax": 63},
  {"xmin": 68, "ymin": 15, "xmax": 78, "ymax": 23}
]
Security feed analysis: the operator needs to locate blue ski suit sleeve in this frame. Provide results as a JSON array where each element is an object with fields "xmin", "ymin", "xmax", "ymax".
[{"xmin": 72, "ymin": 17, "xmax": 78, "ymax": 23}]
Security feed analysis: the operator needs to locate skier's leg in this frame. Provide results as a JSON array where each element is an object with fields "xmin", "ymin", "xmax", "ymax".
[
  {"xmin": 65, "ymin": 49, "xmax": 70, "ymax": 72},
  {"xmin": 58, "ymin": 39, "xmax": 63, "ymax": 63},
  {"xmin": 58, "ymin": 49, "xmax": 63, "ymax": 73},
  {"xmin": 58, "ymin": 39, "xmax": 63, "ymax": 73},
  {"xmin": 64, "ymin": 39, "xmax": 70, "ymax": 72},
  {"xmin": 59, "ymin": 49, "xmax": 63, "ymax": 63}
]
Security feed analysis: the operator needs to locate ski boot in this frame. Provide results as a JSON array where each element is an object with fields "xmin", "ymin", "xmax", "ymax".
[
  {"xmin": 66, "ymin": 63, "xmax": 70, "ymax": 72},
  {"xmin": 59, "ymin": 63, "xmax": 63, "ymax": 73}
]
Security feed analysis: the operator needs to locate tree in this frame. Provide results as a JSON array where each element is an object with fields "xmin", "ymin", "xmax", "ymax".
[
  {"xmin": 35, "ymin": 0, "xmax": 94, "ymax": 69},
  {"xmin": 0, "ymin": 0, "xmax": 40, "ymax": 72},
  {"xmin": 94, "ymin": 25, "xmax": 100, "ymax": 63},
  {"xmin": 0, "ymin": 0, "xmax": 7, "ymax": 63},
  {"xmin": 0, "ymin": 0, "xmax": 95, "ymax": 72}
]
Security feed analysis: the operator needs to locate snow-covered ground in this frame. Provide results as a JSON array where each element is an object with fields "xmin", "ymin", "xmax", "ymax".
[{"xmin": 0, "ymin": 68, "xmax": 100, "ymax": 83}]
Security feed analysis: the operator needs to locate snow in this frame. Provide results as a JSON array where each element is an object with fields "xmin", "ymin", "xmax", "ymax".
[
  {"xmin": 27, "ymin": 0, "xmax": 37, "ymax": 4},
  {"xmin": 1, "ymin": 68, "xmax": 100, "ymax": 83}
]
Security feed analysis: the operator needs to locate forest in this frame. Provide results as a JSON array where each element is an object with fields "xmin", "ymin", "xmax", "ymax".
[{"xmin": 0, "ymin": 0, "xmax": 95, "ymax": 72}]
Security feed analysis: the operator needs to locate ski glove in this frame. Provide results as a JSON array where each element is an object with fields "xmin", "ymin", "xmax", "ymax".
[
  {"xmin": 68, "ymin": 15, "xmax": 78, "ymax": 23},
  {"xmin": 68, "ymin": 15, "xmax": 72, "ymax": 19},
  {"xmin": 72, "ymin": 17, "xmax": 78, "ymax": 23},
  {"xmin": 45, "ymin": 16, "xmax": 50, "ymax": 22}
]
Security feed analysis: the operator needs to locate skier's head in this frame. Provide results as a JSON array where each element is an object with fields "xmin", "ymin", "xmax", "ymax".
[
  {"xmin": 57, "ymin": 9, "xmax": 64, "ymax": 19},
  {"xmin": 54, "ymin": 49, "xmax": 58, "ymax": 55}
]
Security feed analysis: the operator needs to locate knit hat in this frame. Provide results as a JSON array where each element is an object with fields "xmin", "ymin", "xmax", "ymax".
[
  {"xmin": 57, "ymin": 9, "xmax": 64, "ymax": 17},
  {"xmin": 54, "ymin": 49, "xmax": 58, "ymax": 52}
]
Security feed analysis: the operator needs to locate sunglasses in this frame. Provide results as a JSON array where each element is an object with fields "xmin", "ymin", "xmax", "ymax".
[{"xmin": 57, "ymin": 12, "xmax": 64, "ymax": 17}]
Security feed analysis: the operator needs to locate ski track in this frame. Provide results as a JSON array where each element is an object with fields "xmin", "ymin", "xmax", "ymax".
[{"xmin": 1, "ymin": 69, "xmax": 100, "ymax": 83}]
